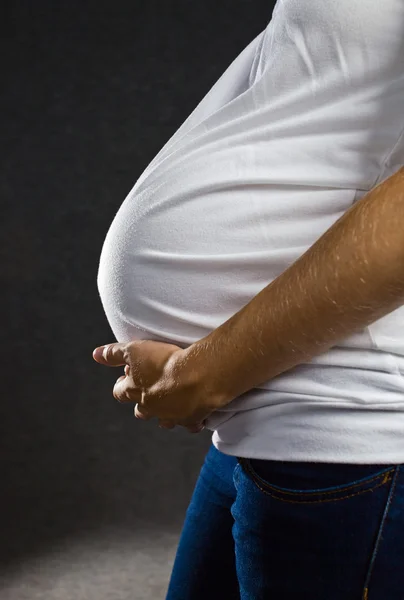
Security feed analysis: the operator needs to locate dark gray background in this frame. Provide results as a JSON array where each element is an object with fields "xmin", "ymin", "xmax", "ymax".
[{"xmin": 1, "ymin": 1, "xmax": 275, "ymax": 597}]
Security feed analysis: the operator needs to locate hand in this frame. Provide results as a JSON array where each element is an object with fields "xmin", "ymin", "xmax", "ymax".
[{"xmin": 92, "ymin": 340, "xmax": 222, "ymax": 433}]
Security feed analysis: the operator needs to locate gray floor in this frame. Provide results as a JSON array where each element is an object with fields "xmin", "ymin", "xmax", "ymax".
[
  {"xmin": 0, "ymin": 526, "xmax": 179, "ymax": 600},
  {"xmin": 1, "ymin": 422, "xmax": 213, "ymax": 599}
]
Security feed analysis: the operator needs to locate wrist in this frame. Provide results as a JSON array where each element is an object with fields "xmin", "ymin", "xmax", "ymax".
[{"xmin": 179, "ymin": 339, "xmax": 234, "ymax": 411}]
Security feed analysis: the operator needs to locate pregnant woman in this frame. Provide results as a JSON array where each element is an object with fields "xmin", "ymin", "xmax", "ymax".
[{"xmin": 93, "ymin": 1, "xmax": 404, "ymax": 598}]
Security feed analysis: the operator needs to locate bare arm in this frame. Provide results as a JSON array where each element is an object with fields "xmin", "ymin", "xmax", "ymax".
[{"xmin": 184, "ymin": 168, "xmax": 404, "ymax": 406}]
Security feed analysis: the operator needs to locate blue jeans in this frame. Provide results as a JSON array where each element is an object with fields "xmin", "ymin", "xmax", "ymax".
[{"xmin": 166, "ymin": 443, "xmax": 404, "ymax": 599}]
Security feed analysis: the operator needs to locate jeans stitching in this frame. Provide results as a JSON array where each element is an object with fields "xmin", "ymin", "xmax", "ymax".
[
  {"xmin": 248, "ymin": 477, "xmax": 392, "ymax": 505},
  {"xmin": 239, "ymin": 458, "xmax": 395, "ymax": 504},
  {"xmin": 361, "ymin": 465, "xmax": 400, "ymax": 600}
]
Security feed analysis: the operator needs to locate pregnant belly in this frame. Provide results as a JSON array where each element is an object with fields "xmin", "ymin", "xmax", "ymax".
[
  {"xmin": 96, "ymin": 182, "xmax": 312, "ymax": 347},
  {"xmin": 98, "ymin": 212, "xmax": 248, "ymax": 347}
]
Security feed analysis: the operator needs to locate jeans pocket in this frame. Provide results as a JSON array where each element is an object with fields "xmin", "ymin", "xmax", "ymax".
[{"xmin": 239, "ymin": 457, "xmax": 396, "ymax": 504}]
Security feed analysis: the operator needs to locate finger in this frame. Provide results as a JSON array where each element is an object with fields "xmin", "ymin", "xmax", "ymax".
[
  {"xmin": 113, "ymin": 375, "xmax": 141, "ymax": 404},
  {"xmin": 113, "ymin": 375, "xmax": 128, "ymax": 402},
  {"xmin": 93, "ymin": 343, "xmax": 128, "ymax": 367},
  {"xmin": 134, "ymin": 403, "xmax": 151, "ymax": 421},
  {"xmin": 186, "ymin": 423, "xmax": 206, "ymax": 434},
  {"xmin": 124, "ymin": 365, "xmax": 130, "ymax": 377}
]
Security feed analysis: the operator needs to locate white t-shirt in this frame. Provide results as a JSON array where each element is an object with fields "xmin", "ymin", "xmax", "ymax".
[{"xmin": 97, "ymin": 0, "xmax": 404, "ymax": 463}]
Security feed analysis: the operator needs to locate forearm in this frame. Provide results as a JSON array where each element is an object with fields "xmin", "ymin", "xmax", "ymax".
[{"xmin": 186, "ymin": 168, "xmax": 404, "ymax": 406}]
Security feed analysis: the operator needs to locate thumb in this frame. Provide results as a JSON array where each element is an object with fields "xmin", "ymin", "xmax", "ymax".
[{"xmin": 92, "ymin": 343, "xmax": 127, "ymax": 366}]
